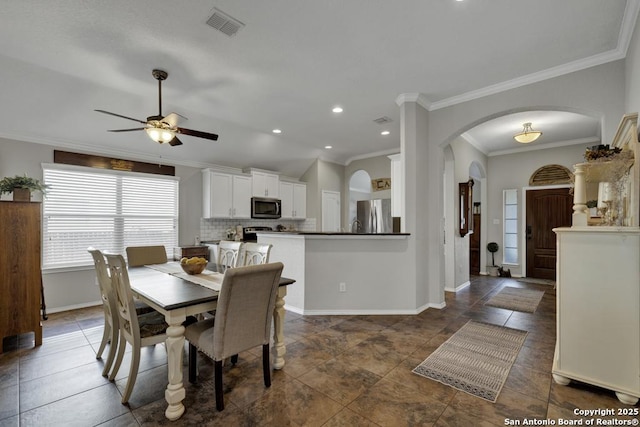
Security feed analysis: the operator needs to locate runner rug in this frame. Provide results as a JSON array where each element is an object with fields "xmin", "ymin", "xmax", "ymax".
[
  {"xmin": 485, "ymin": 286, "xmax": 545, "ymax": 313},
  {"xmin": 412, "ymin": 320, "xmax": 527, "ymax": 402}
]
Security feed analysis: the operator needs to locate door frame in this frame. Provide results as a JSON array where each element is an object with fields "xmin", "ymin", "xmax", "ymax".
[
  {"xmin": 321, "ymin": 190, "xmax": 341, "ymax": 232},
  {"xmin": 521, "ymin": 184, "xmax": 573, "ymax": 277}
]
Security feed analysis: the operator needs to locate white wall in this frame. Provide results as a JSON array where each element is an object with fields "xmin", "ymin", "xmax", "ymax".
[
  {"xmin": 448, "ymin": 136, "xmax": 487, "ymax": 288},
  {"xmin": 626, "ymin": 12, "xmax": 640, "ymax": 114},
  {"xmin": 427, "ymin": 60, "xmax": 625, "ymax": 289},
  {"xmin": 486, "ymin": 144, "xmax": 585, "ymax": 276},
  {"xmin": 0, "ymin": 137, "xmax": 204, "ymax": 311}
]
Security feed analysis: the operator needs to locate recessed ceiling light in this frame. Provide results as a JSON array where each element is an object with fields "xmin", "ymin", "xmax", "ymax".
[
  {"xmin": 325, "ymin": 145, "xmax": 332, "ymax": 149},
  {"xmin": 332, "ymin": 106, "xmax": 343, "ymax": 113},
  {"xmin": 272, "ymin": 129, "xmax": 282, "ymax": 134},
  {"xmin": 381, "ymin": 130, "xmax": 390, "ymax": 136}
]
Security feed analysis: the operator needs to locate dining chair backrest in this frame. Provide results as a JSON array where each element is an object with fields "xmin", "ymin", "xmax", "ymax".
[
  {"xmin": 88, "ymin": 247, "xmax": 116, "ymax": 320},
  {"xmin": 126, "ymin": 245, "xmax": 168, "ymax": 267},
  {"xmin": 213, "ymin": 262, "xmax": 283, "ymax": 360},
  {"xmin": 104, "ymin": 253, "xmax": 142, "ymax": 344},
  {"xmin": 217, "ymin": 241, "xmax": 243, "ymax": 272},
  {"xmin": 241, "ymin": 242, "xmax": 272, "ymax": 266},
  {"xmin": 87, "ymin": 247, "xmax": 120, "ymax": 376}
]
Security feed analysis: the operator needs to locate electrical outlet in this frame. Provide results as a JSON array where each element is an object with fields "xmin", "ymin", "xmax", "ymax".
[{"xmin": 339, "ymin": 282, "xmax": 346, "ymax": 292}]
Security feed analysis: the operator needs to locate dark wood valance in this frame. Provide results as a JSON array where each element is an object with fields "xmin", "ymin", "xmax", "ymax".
[{"xmin": 54, "ymin": 150, "xmax": 175, "ymax": 176}]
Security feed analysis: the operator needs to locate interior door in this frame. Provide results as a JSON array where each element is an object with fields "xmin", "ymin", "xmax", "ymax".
[
  {"xmin": 526, "ymin": 188, "xmax": 573, "ymax": 279},
  {"xmin": 322, "ymin": 190, "xmax": 341, "ymax": 232}
]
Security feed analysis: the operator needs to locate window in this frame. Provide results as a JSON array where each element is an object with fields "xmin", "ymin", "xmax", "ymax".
[
  {"xmin": 503, "ymin": 189, "xmax": 518, "ymax": 264},
  {"xmin": 42, "ymin": 164, "xmax": 179, "ymax": 269}
]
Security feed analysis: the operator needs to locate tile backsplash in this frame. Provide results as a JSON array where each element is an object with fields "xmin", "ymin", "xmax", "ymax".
[{"xmin": 199, "ymin": 218, "xmax": 317, "ymax": 241}]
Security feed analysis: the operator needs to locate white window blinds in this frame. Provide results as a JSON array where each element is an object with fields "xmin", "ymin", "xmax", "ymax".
[{"xmin": 42, "ymin": 164, "xmax": 179, "ymax": 269}]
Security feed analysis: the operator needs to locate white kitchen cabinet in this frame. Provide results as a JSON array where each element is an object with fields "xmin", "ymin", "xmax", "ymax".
[
  {"xmin": 202, "ymin": 170, "xmax": 251, "ymax": 219},
  {"xmin": 251, "ymin": 171, "xmax": 279, "ymax": 198},
  {"xmin": 553, "ymin": 227, "xmax": 640, "ymax": 405},
  {"xmin": 279, "ymin": 181, "xmax": 306, "ymax": 219}
]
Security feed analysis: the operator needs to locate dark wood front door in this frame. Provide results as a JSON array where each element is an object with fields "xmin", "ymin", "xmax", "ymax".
[{"xmin": 526, "ymin": 188, "xmax": 573, "ymax": 280}]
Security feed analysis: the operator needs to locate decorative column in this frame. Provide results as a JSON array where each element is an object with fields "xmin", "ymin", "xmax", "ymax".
[{"xmin": 572, "ymin": 163, "xmax": 588, "ymax": 226}]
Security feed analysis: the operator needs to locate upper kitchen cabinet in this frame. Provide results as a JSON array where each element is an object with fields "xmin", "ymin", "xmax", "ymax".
[
  {"xmin": 248, "ymin": 170, "xmax": 279, "ymax": 198},
  {"xmin": 202, "ymin": 169, "xmax": 252, "ymax": 219},
  {"xmin": 280, "ymin": 181, "xmax": 307, "ymax": 219}
]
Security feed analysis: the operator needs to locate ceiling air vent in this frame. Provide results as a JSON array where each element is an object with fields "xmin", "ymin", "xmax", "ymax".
[
  {"xmin": 373, "ymin": 116, "xmax": 393, "ymax": 125},
  {"xmin": 206, "ymin": 8, "xmax": 245, "ymax": 37}
]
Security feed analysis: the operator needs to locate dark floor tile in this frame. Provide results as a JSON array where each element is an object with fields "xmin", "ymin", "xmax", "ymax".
[
  {"xmin": 348, "ymin": 377, "xmax": 447, "ymax": 427},
  {"xmin": 20, "ymin": 361, "xmax": 110, "ymax": 412},
  {"xmin": 19, "ymin": 384, "xmax": 130, "ymax": 427},
  {"xmin": 0, "ymin": 385, "xmax": 18, "ymax": 421},
  {"xmin": 19, "ymin": 345, "xmax": 97, "ymax": 382},
  {"xmin": 96, "ymin": 412, "xmax": 140, "ymax": 427}
]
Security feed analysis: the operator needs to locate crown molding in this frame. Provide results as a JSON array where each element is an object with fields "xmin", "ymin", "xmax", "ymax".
[
  {"xmin": 395, "ymin": 93, "xmax": 430, "ymax": 110},
  {"xmin": 459, "ymin": 133, "xmax": 489, "ymax": 156},
  {"xmin": 345, "ymin": 147, "xmax": 401, "ymax": 165},
  {"xmin": 429, "ymin": 1, "xmax": 640, "ymax": 111},
  {"xmin": 0, "ymin": 131, "xmax": 226, "ymax": 170},
  {"xmin": 488, "ymin": 136, "xmax": 600, "ymax": 157}
]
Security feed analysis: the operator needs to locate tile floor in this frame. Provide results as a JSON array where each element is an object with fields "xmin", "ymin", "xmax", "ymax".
[{"xmin": 1, "ymin": 275, "xmax": 637, "ymax": 426}]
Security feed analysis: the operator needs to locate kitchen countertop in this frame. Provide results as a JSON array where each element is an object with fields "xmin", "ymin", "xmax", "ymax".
[{"xmin": 256, "ymin": 231, "xmax": 410, "ymax": 236}]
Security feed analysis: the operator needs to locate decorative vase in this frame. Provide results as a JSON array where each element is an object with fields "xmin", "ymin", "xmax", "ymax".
[{"xmin": 13, "ymin": 188, "xmax": 31, "ymax": 202}]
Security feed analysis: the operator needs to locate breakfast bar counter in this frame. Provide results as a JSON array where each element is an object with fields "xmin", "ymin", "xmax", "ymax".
[{"xmin": 257, "ymin": 232, "xmax": 421, "ymax": 315}]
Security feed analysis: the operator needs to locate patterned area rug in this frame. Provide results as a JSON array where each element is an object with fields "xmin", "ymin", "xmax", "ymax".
[
  {"xmin": 485, "ymin": 286, "xmax": 545, "ymax": 313},
  {"xmin": 412, "ymin": 320, "xmax": 527, "ymax": 402}
]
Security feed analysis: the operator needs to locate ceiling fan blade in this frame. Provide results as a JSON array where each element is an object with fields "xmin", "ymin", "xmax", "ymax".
[
  {"xmin": 95, "ymin": 109, "xmax": 147, "ymax": 124},
  {"xmin": 162, "ymin": 112, "xmax": 188, "ymax": 128},
  {"xmin": 168, "ymin": 136, "xmax": 183, "ymax": 146},
  {"xmin": 107, "ymin": 128, "xmax": 146, "ymax": 132},
  {"xmin": 177, "ymin": 127, "xmax": 219, "ymax": 141}
]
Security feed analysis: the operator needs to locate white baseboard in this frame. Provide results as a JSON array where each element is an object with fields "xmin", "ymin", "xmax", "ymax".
[
  {"xmin": 444, "ymin": 280, "xmax": 470, "ymax": 293},
  {"xmin": 46, "ymin": 301, "xmax": 102, "ymax": 314}
]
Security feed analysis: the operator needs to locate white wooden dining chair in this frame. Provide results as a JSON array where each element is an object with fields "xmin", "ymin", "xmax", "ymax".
[
  {"xmin": 185, "ymin": 262, "xmax": 284, "ymax": 411},
  {"xmin": 104, "ymin": 252, "xmax": 168, "ymax": 404},
  {"xmin": 125, "ymin": 245, "xmax": 168, "ymax": 267},
  {"xmin": 88, "ymin": 247, "xmax": 121, "ymax": 377},
  {"xmin": 241, "ymin": 242, "xmax": 272, "ymax": 266},
  {"xmin": 217, "ymin": 240, "xmax": 243, "ymax": 272}
]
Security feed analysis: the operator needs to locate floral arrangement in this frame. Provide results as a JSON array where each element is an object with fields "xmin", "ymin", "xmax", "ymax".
[
  {"xmin": 584, "ymin": 144, "xmax": 622, "ymax": 161},
  {"xmin": 0, "ymin": 174, "xmax": 49, "ymax": 195}
]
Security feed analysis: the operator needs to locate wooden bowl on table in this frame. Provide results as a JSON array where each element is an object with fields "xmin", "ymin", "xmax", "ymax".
[{"xmin": 180, "ymin": 257, "xmax": 207, "ymax": 275}]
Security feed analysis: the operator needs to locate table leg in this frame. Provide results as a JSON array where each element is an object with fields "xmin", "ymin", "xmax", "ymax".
[
  {"xmin": 272, "ymin": 287, "xmax": 287, "ymax": 369},
  {"xmin": 164, "ymin": 316, "xmax": 186, "ymax": 421}
]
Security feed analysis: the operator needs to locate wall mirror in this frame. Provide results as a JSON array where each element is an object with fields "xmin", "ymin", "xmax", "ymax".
[{"xmin": 459, "ymin": 179, "xmax": 474, "ymax": 237}]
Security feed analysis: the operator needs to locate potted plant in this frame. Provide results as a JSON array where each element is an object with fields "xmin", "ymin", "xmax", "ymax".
[
  {"xmin": 0, "ymin": 174, "xmax": 49, "ymax": 201},
  {"xmin": 586, "ymin": 200, "xmax": 598, "ymax": 217},
  {"xmin": 487, "ymin": 242, "xmax": 499, "ymax": 276}
]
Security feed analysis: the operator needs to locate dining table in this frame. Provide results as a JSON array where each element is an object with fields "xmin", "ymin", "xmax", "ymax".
[{"xmin": 127, "ymin": 261, "xmax": 294, "ymax": 421}]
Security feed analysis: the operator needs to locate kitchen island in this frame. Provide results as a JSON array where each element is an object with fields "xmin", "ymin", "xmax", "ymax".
[{"xmin": 257, "ymin": 232, "xmax": 428, "ymax": 315}]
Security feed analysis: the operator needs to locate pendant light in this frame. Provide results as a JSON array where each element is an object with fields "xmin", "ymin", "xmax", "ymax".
[{"xmin": 513, "ymin": 122, "xmax": 542, "ymax": 144}]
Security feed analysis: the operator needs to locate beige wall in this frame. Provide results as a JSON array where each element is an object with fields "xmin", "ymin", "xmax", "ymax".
[{"xmin": 626, "ymin": 9, "xmax": 640, "ymax": 114}]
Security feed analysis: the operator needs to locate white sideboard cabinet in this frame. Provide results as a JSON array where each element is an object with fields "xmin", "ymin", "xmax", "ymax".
[
  {"xmin": 553, "ymin": 228, "xmax": 640, "ymax": 405},
  {"xmin": 552, "ymin": 113, "xmax": 640, "ymax": 405}
]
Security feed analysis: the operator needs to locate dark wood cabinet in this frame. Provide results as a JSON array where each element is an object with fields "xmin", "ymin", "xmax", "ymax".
[
  {"xmin": 173, "ymin": 246, "xmax": 210, "ymax": 261},
  {"xmin": 469, "ymin": 214, "xmax": 481, "ymax": 275},
  {"xmin": 0, "ymin": 201, "xmax": 42, "ymax": 352}
]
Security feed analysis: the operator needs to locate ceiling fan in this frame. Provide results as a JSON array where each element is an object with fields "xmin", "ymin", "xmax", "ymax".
[{"xmin": 95, "ymin": 69, "xmax": 219, "ymax": 146}]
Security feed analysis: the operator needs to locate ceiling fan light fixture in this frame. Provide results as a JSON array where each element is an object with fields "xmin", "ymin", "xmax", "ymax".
[
  {"xmin": 146, "ymin": 127, "xmax": 175, "ymax": 144},
  {"xmin": 514, "ymin": 122, "xmax": 542, "ymax": 144}
]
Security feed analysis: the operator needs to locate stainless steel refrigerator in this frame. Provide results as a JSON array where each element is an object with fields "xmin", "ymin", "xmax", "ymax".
[{"xmin": 356, "ymin": 199, "xmax": 392, "ymax": 233}]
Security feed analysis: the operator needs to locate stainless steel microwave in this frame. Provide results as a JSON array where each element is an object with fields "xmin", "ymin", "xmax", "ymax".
[{"xmin": 251, "ymin": 197, "xmax": 281, "ymax": 219}]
